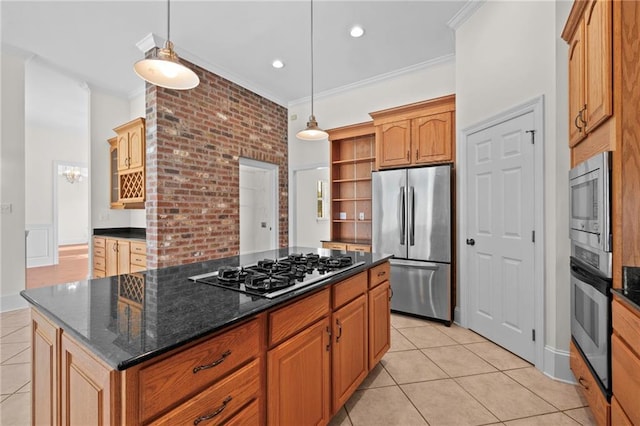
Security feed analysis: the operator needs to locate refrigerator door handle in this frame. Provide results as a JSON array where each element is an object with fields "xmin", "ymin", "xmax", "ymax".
[
  {"xmin": 390, "ymin": 259, "xmax": 441, "ymax": 270},
  {"xmin": 399, "ymin": 186, "xmax": 406, "ymax": 245},
  {"xmin": 409, "ymin": 186, "xmax": 415, "ymax": 246}
]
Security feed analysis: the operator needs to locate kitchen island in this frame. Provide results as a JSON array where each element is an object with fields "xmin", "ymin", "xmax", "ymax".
[{"xmin": 21, "ymin": 247, "xmax": 392, "ymax": 425}]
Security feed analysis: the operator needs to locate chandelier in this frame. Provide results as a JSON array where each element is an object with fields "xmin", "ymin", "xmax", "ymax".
[{"xmin": 62, "ymin": 167, "xmax": 83, "ymax": 184}]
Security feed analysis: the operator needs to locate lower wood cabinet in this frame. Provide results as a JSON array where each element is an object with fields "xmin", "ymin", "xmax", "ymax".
[
  {"xmin": 569, "ymin": 340, "xmax": 609, "ymax": 426},
  {"xmin": 94, "ymin": 236, "xmax": 146, "ymax": 278},
  {"xmin": 267, "ymin": 317, "xmax": 331, "ymax": 425},
  {"xmin": 61, "ymin": 333, "xmax": 119, "ymax": 425},
  {"xmin": 369, "ymin": 280, "xmax": 391, "ymax": 367},
  {"xmin": 612, "ymin": 297, "xmax": 640, "ymax": 425},
  {"xmin": 31, "ymin": 309, "xmax": 61, "ymax": 426},
  {"xmin": 332, "ymin": 294, "xmax": 368, "ymax": 411},
  {"xmin": 611, "ymin": 396, "xmax": 633, "ymax": 426}
]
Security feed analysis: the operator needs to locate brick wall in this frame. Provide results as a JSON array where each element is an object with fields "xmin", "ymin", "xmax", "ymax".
[{"xmin": 145, "ymin": 60, "xmax": 289, "ymax": 269}]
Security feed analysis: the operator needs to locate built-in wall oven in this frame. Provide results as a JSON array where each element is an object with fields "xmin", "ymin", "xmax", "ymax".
[{"xmin": 569, "ymin": 151, "xmax": 612, "ymax": 397}]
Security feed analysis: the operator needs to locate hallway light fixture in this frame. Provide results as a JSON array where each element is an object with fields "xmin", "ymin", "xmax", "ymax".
[
  {"xmin": 296, "ymin": 0, "xmax": 328, "ymax": 141},
  {"xmin": 133, "ymin": 0, "xmax": 199, "ymax": 90},
  {"xmin": 62, "ymin": 167, "xmax": 83, "ymax": 184}
]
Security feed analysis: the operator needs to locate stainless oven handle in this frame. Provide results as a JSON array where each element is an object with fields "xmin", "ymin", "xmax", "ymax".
[{"xmin": 570, "ymin": 257, "xmax": 610, "ymax": 297}]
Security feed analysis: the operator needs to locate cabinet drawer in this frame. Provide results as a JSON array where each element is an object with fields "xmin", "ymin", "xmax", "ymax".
[
  {"xmin": 569, "ymin": 340, "xmax": 609, "ymax": 426},
  {"xmin": 150, "ymin": 359, "xmax": 261, "ymax": 426},
  {"xmin": 139, "ymin": 318, "xmax": 260, "ymax": 422},
  {"xmin": 130, "ymin": 253, "xmax": 146, "ymax": 267},
  {"xmin": 612, "ymin": 396, "xmax": 633, "ymax": 426},
  {"xmin": 94, "ymin": 247, "xmax": 105, "ymax": 258},
  {"xmin": 613, "ymin": 297, "xmax": 640, "ymax": 358},
  {"xmin": 130, "ymin": 264, "xmax": 146, "ymax": 273},
  {"xmin": 612, "ymin": 334, "xmax": 640, "ymax": 425},
  {"xmin": 130, "ymin": 241, "xmax": 146, "ymax": 255},
  {"xmin": 93, "ymin": 256, "xmax": 105, "ymax": 271},
  {"xmin": 333, "ymin": 271, "xmax": 367, "ymax": 309},
  {"xmin": 93, "ymin": 237, "xmax": 106, "ymax": 249},
  {"xmin": 368, "ymin": 262, "xmax": 390, "ymax": 288},
  {"xmin": 269, "ymin": 288, "xmax": 330, "ymax": 347},
  {"xmin": 323, "ymin": 242, "xmax": 347, "ymax": 250},
  {"xmin": 223, "ymin": 399, "xmax": 260, "ymax": 426},
  {"xmin": 347, "ymin": 244, "xmax": 370, "ymax": 253}
]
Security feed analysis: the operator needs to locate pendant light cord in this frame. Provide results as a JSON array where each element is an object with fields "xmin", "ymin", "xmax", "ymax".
[
  {"xmin": 310, "ymin": 0, "xmax": 315, "ymax": 117},
  {"xmin": 167, "ymin": 0, "xmax": 171, "ymax": 42}
]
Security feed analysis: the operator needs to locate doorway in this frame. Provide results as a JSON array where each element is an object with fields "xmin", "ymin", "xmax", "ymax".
[
  {"xmin": 460, "ymin": 97, "xmax": 544, "ymax": 366},
  {"xmin": 239, "ymin": 158, "xmax": 278, "ymax": 254},
  {"xmin": 293, "ymin": 166, "xmax": 330, "ymax": 248}
]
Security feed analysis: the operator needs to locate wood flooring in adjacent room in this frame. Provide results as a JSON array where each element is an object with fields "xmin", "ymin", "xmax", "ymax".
[{"xmin": 25, "ymin": 244, "xmax": 89, "ymax": 289}]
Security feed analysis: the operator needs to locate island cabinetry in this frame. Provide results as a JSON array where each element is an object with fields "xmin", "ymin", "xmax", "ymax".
[
  {"xmin": 61, "ymin": 333, "xmax": 119, "ymax": 425},
  {"xmin": 368, "ymin": 262, "xmax": 391, "ymax": 367},
  {"xmin": 569, "ymin": 340, "xmax": 609, "ymax": 426},
  {"xmin": 132, "ymin": 317, "xmax": 262, "ymax": 424},
  {"xmin": 611, "ymin": 297, "xmax": 640, "ymax": 425},
  {"xmin": 370, "ymin": 94, "xmax": 455, "ymax": 170},
  {"xmin": 267, "ymin": 288, "xmax": 331, "ymax": 425},
  {"xmin": 331, "ymin": 273, "xmax": 368, "ymax": 411},
  {"xmin": 32, "ymin": 309, "xmax": 61, "ymax": 426}
]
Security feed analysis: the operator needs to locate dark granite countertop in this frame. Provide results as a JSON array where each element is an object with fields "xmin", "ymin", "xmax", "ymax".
[
  {"xmin": 613, "ymin": 266, "xmax": 640, "ymax": 312},
  {"xmin": 20, "ymin": 247, "xmax": 392, "ymax": 371},
  {"xmin": 93, "ymin": 227, "xmax": 146, "ymax": 241}
]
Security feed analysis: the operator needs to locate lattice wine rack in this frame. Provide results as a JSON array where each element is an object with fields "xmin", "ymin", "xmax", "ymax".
[{"xmin": 119, "ymin": 171, "xmax": 144, "ymax": 201}]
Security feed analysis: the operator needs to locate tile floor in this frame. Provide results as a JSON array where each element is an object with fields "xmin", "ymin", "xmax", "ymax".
[{"xmin": 0, "ymin": 309, "xmax": 597, "ymax": 426}]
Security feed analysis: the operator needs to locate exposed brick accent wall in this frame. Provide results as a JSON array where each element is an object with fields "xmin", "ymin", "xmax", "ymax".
[{"xmin": 145, "ymin": 60, "xmax": 288, "ymax": 269}]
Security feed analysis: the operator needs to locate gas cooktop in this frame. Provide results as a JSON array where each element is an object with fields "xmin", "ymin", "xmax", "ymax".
[{"xmin": 189, "ymin": 253, "xmax": 364, "ymax": 299}]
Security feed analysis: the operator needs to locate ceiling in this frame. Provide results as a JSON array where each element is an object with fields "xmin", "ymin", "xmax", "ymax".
[{"xmin": 1, "ymin": 1, "xmax": 467, "ymax": 106}]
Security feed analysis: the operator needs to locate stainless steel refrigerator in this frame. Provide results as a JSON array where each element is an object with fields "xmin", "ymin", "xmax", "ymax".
[{"xmin": 372, "ymin": 165, "xmax": 452, "ymax": 322}]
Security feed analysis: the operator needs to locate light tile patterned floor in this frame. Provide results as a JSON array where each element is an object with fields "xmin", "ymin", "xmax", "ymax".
[{"xmin": 0, "ymin": 309, "xmax": 597, "ymax": 426}]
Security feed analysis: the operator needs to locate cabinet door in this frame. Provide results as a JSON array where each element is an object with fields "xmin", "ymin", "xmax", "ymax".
[
  {"xmin": 568, "ymin": 19, "xmax": 586, "ymax": 147},
  {"xmin": 117, "ymin": 240, "xmax": 130, "ymax": 275},
  {"xmin": 61, "ymin": 334, "xmax": 117, "ymax": 425},
  {"xmin": 413, "ymin": 112, "xmax": 453, "ymax": 164},
  {"xmin": 584, "ymin": 0, "xmax": 612, "ymax": 134},
  {"xmin": 128, "ymin": 124, "xmax": 144, "ymax": 170},
  {"xmin": 378, "ymin": 120, "xmax": 411, "ymax": 168},
  {"xmin": 105, "ymin": 239, "xmax": 119, "ymax": 277},
  {"xmin": 368, "ymin": 280, "xmax": 391, "ymax": 367},
  {"xmin": 32, "ymin": 309, "xmax": 60, "ymax": 426},
  {"xmin": 267, "ymin": 318, "xmax": 331, "ymax": 426},
  {"xmin": 332, "ymin": 294, "xmax": 368, "ymax": 411},
  {"xmin": 116, "ymin": 132, "xmax": 130, "ymax": 171}
]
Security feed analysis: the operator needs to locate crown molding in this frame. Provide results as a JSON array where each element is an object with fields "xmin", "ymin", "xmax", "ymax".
[
  {"xmin": 136, "ymin": 33, "xmax": 162, "ymax": 53},
  {"xmin": 288, "ymin": 53, "xmax": 455, "ymax": 107},
  {"xmin": 447, "ymin": 0, "xmax": 486, "ymax": 30}
]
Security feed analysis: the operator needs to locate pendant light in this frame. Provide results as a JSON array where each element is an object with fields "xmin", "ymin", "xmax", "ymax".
[
  {"xmin": 134, "ymin": 0, "xmax": 199, "ymax": 90},
  {"xmin": 296, "ymin": 0, "xmax": 328, "ymax": 141}
]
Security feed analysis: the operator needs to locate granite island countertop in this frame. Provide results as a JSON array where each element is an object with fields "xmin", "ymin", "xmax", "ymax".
[{"xmin": 21, "ymin": 247, "xmax": 392, "ymax": 371}]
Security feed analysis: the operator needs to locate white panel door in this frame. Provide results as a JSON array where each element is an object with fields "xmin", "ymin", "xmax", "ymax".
[{"xmin": 466, "ymin": 111, "xmax": 535, "ymax": 363}]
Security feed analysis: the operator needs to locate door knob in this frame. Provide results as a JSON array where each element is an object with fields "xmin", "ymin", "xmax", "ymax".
[{"xmin": 466, "ymin": 238, "xmax": 475, "ymax": 246}]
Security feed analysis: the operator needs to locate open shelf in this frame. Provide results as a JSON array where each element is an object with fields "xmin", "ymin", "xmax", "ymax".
[{"xmin": 327, "ymin": 122, "xmax": 375, "ymax": 248}]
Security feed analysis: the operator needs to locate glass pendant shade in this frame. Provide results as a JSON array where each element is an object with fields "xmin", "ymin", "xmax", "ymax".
[
  {"xmin": 296, "ymin": 115, "xmax": 328, "ymax": 140},
  {"xmin": 134, "ymin": 41, "xmax": 199, "ymax": 90}
]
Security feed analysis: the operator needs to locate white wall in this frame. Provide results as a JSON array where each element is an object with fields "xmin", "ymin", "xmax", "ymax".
[
  {"xmin": 456, "ymin": 1, "xmax": 572, "ymax": 379},
  {"xmin": 90, "ymin": 89, "xmax": 144, "ymax": 228},
  {"xmin": 57, "ymin": 173, "xmax": 89, "ymax": 244},
  {"xmin": 1, "ymin": 49, "xmax": 29, "ymax": 311},
  {"xmin": 288, "ymin": 58, "xmax": 456, "ymax": 243}
]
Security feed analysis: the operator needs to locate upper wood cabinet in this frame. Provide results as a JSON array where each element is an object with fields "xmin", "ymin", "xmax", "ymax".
[
  {"xmin": 370, "ymin": 94, "xmax": 456, "ymax": 170},
  {"xmin": 115, "ymin": 117, "xmax": 145, "ymax": 172},
  {"xmin": 111, "ymin": 117, "xmax": 146, "ymax": 207},
  {"xmin": 563, "ymin": 0, "xmax": 612, "ymax": 149}
]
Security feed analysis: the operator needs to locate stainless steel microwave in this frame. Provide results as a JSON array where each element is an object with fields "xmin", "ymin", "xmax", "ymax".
[{"xmin": 569, "ymin": 151, "xmax": 611, "ymax": 254}]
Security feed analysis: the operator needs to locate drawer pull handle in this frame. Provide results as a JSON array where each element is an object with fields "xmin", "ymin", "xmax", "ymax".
[
  {"xmin": 578, "ymin": 376, "xmax": 589, "ymax": 390},
  {"xmin": 193, "ymin": 396, "xmax": 232, "ymax": 425},
  {"xmin": 336, "ymin": 319, "xmax": 343, "ymax": 343},
  {"xmin": 192, "ymin": 350, "xmax": 231, "ymax": 374},
  {"xmin": 377, "ymin": 271, "xmax": 386, "ymax": 277}
]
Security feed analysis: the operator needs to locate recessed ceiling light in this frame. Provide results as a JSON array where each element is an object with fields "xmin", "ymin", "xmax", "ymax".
[
  {"xmin": 272, "ymin": 59, "xmax": 285, "ymax": 69},
  {"xmin": 350, "ymin": 26, "xmax": 365, "ymax": 38}
]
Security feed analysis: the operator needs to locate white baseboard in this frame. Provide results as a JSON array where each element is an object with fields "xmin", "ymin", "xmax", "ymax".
[
  {"xmin": 454, "ymin": 305, "xmax": 461, "ymax": 325},
  {"xmin": 0, "ymin": 293, "xmax": 29, "ymax": 313},
  {"xmin": 543, "ymin": 345, "xmax": 574, "ymax": 384}
]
